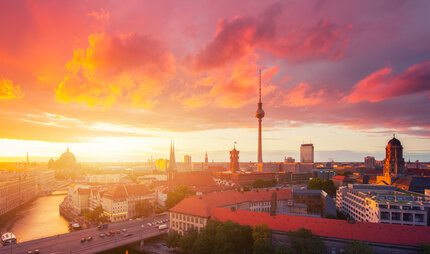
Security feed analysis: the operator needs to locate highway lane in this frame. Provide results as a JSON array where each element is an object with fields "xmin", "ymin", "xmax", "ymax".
[{"xmin": 0, "ymin": 214, "xmax": 169, "ymax": 254}]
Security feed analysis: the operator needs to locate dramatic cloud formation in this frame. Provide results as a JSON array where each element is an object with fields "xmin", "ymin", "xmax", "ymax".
[
  {"xmin": 278, "ymin": 82, "xmax": 325, "ymax": 107},
  {"xmin": 0, "ymin": 76, "xmax": 24, "ymax": 100},
  {"xmin": 192, "ymin": 3, "xmax": 350, "ymax": 71},
  {"xmin": 56, "ymin": 32, "xmax": 175, "ymax": 108},
  {"xmin": 346, "ymin": 61, "xmax": 430, "ymax": 103},
  {"xmin": 1, "ymin": 0, "xmax": 430, "ymax": 161}
]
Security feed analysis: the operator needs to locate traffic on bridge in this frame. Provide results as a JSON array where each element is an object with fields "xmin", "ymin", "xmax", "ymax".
[{"xmin": 0, "ymin": 214, "xmax": 169, "ymax": 254}]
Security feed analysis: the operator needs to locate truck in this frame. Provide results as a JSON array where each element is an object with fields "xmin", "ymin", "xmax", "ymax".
[
  {"xmin": 97, "ymin": 223, "xmax": 109, "ymax": 230},
  {"xmin": 158, "ymin": 224, "xmax": 168, "ymax": 230}
]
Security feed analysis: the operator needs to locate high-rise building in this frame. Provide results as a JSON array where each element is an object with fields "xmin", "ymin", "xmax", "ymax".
[
  {"xmin": 255, "ymin": 70, "xmax": 265, "ymax": 169},
  {"xmin": 300, "ymin": 144, "xmax": 314, "ymax": 163},
  {"xmin": 183, "ymin": 155, "xmax": 191, "ymax": 170},
  {"xmin": 229, "ymin": 145, "xmax": 240, "ymax": 171},
  {"xmin": 364, "ymin": 156, "xmax": 376, "ymax": 169}
]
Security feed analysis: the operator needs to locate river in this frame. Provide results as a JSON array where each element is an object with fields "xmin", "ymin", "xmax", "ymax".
[{"xmin": 0, "ymin": 192, "xmax": 70, "ymax": 243}]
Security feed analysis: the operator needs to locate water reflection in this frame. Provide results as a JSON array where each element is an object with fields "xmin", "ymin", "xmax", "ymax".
[{"xmin": 0, "ymin": 194, "xmax": 70, "ymax": 242}]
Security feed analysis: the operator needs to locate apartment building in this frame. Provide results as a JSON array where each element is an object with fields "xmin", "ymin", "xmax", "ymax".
[
  {"xmin": 169, "ymin": 189, "xmax": 293, "ymax": 235},
  {"xmin": 337, "ymin": 184, "xmax": 430, "ymax": 226},
  {"xmin": 0, "ymin": 171, "xmax": 38, "ymax": 216}
]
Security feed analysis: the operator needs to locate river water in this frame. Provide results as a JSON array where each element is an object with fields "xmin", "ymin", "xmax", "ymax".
[{"xmin": 0, "ymin": 192, "xmax": 70, "ymax": 243}]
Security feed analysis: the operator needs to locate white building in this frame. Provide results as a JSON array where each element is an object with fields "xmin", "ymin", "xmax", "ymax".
[
  {"xmin": 337, "ymin": 184, "xmax": 430, "ymax": 226},
  {"xmin": 36, "ymin": 170, "xmax": 55, "ymax": 194},
  {"xmin": 86, "ymin": 174, "xmax": 123, "ymax": 184}
]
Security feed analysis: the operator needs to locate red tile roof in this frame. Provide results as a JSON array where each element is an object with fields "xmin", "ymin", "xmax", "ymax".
[
  {"xmin": 169, "ymin": 189, "xmax": 292, "ymax": 217},
  {"xmin": 172, "ymin": 172, "xmax": 216, "ymax": 187},
  {"xmin": 125, "ymin": 185, "xmax": 150, "ymax": 196},
  {"xmin": 332, "ymin": 175, "xmax": 346, "ymax": 180},
  {"xmin": 212, "ymin": 208, "xmax": 430, "ymax": 247},
  {"xmin": 104, "ymin": 186, "xmax": 127, "ymax": 199}
]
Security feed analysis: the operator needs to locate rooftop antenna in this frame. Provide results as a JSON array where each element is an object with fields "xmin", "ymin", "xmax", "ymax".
[{"xmin": 259, "ymin": 69, "xmax": 262, "ymax": 103}]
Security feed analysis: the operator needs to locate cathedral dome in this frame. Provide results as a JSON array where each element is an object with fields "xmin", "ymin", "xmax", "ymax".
[
  {"xmin": 388, "ymin": 137, "xmax": 401, "ymax": 147},
  {"xmin": 59, "ymin": 147, "xmax": 77, "ymax": 165}
]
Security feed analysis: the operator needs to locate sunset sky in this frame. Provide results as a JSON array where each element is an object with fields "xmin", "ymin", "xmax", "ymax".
[{"xmin": 1, "ymin": 0, "xmax": 430, "ymax": 163}]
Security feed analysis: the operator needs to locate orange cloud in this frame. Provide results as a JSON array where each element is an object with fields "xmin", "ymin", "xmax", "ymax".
[
  {"xmin": 87, "ymin": 8, "xmax": 110, "ymax": 21},
  {"xmin": 56, "ymin": 32, "xmax": 175, "ymax": 108},
  {"xmin": 186, "ymin": 52, "xmax": 278, "ymax": 109},
  {"xmin": 280, "ymin": 82, "xmax": 324, "ymax": 107},
  {"xmin": 346, "ymin": 61, "xmax": 430, "ymax": 103},
  {"xmin": 0, "ymin": 76, "xmax": 24, "ymax": 100}
]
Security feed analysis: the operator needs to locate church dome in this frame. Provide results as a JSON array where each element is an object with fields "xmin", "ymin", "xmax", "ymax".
[
  {"xmin": 59, "ymin": 147, "xmax": 77, "ymax": 164},
  {"xmin": 387, "ymin": 136, "xmax": 401, "ymax": 147}
]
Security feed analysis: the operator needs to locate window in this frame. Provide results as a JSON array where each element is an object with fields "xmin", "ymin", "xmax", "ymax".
[
  {"xmin": 403, "ymin": 213, "xmax": 413, "ymax": 222},
  {"xmin": 392, "ymin": 212, "xmax": 401, "ymax": 221}
]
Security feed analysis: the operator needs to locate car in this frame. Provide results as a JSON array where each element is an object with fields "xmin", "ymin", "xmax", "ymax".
[
  {"xmin": 80, "ymin": 237, "xmax": 86, "ymax": 243},
  {"xmin": 147, "ymin": 223, "xmax": 152, "ymax": 226},
  {"xmin": 141, "ymin": 224, "xmax": 145, "ymax": 228},
  {"xmin": 109, "ymin": 230, "xmax": 116, "ymax": 235},
  {"xmin": 99, "ymin": 233, "xmax": 105, "ymax": 238},
  {"xmin": 27, "ymin": 251, "xmax": 33, "ymax": 254},
  {"xmin": 153, "ymin": 225, "xmax": 159, "ymax": 228},
  {"xmin": 116, "ymin": 230, "xmax": 121, "ymax": 234},
  {"xmin": 34, "ymin": 250, "xmax": 40, "ymax": 254},
  {"xmin": 123, "ymin": 233, "xmax": 132, "ymax": 237},
  {"xmin": 87, "ymin": 236, "xmax": 93, "ymax": 241},
  {"xmin": 122, "ymin": 228, "xmax": 127, "ymax": 232}
]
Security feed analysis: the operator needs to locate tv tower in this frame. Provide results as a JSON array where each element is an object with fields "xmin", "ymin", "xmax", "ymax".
[{"xmin": 255, "ymin": 69, "xmax": 265, "ymax": 169}]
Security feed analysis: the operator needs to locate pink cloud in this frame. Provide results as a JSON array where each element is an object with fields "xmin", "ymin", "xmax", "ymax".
[
  {"xmin": 269, "ymin": 19, "xmax": 351, "ymax": 61},
  {"xmin": 346, "ymin": 61, "xmax": 430, "ymax": 103},
  {"xmin": 277, "ymin": 82, "xmax": 325, "ymax": 107},
  {"xmin": 87, "ymin": 8, "xmax": 110, "ymax": 22}
]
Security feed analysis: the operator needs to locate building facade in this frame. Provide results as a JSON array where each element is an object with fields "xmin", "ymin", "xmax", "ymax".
[
  {"xmin": 0, "ymin": 171, "xmax": 38, "ymax": 216},
  {"xmin": 300, "ymin": 144, "xmax": 314, "ymax": 163},
  {"xmin": 337, "ymin": 184, "xmax": 430, "ymax": 226}
]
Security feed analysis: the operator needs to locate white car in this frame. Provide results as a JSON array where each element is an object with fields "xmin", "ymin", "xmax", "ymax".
[{"xmin": 141, "ymin": 225, "xmax": 145, "ymax": 228}]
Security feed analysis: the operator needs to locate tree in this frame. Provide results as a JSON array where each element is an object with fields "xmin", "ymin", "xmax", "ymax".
[
  {"xmin": 287, "ymin": 228, "xmax": 325, "ymax": 254},
  {"xmin": 180, "ymin": 227, "xmax": 198, "ymax": 253},
  {"xmin": 307, "ymin": 178, "xmax": 337, "ymax": 197},
  {"xmin": 274, "ymin": 243, "xmax": 291, "ymax": 254},
  {"xmin": 192, "ymin": 220, "xmax": 219, "ymax": 254},
  {"xmin": 419, "ymin": 243, "xmax": 430, "ymax": 254},
  {"xmin": 84, "ymin": 206, "xmax": 106, "ymax": 223},
  {"xmin": 253, "ymin": 179, "xmax": 277, "ymax": 189},
  {"xmin": 213, "ymin": 220, "xmax": 253, "ymax": 254},
  {"xmin": 252, "ymin": 224, "xmax": 273, "ymax": 254},
  {"xmin": 343, "ymin": 240, "xmax": 374, "ymax": 254},
  {"xmin": 167, "ymin": 231, "xmax": 182, "ymax": 249},
  {"xmin": 253, "ymin": 179, "xmax": 266, "ymax": 188},
  {"xmin": 166, "ymin": 185, "xmax": 196, "ymax": 208},
  {"xmin": 135, "ymin": 199, "xmax": 153, "ymax": 217}
]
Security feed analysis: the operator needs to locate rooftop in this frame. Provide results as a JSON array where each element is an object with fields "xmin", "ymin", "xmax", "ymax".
[
  {"xmin": 170, "ymin": 189, "xmax": 292, "ymax": 217},
  {"xmin": 212, "ymin": 208, "xmax": 430, "ymax": 247}
]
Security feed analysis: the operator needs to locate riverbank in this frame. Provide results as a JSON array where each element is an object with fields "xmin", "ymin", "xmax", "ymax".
[{"xmin": 0, "ymin": 194, "xmax": 70, "ymax": 242}]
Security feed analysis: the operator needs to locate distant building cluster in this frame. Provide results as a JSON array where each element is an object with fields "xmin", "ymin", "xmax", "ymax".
[{"xmin": 63, "ymin": 184, "xmax": 154, "ymax": 222}]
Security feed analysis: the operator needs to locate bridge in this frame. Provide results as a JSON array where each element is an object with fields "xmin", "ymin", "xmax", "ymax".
[{"xmin": 0, "ymin": 214, "xmax": 169, "ymax": 254}]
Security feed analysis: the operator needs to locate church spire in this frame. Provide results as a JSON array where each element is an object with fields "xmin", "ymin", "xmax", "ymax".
[{"xmin": 168, "ymin": 139, "xmax": 176, "ymax": 170}]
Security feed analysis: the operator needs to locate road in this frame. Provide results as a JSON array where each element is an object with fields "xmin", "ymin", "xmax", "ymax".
[{"xmin": 0, "ymin": 214, "xmax": 169, "ymax": 254}]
